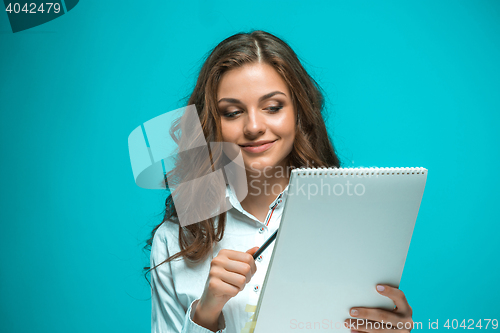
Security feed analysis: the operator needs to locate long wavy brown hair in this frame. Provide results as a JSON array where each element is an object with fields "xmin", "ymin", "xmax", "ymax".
[{"xmin": 143, "ymin": 30, "xmax": 342, "ymax": 285}]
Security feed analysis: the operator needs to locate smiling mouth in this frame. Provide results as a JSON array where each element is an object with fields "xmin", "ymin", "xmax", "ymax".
[
  {"xmin": 239, "ymin": 140, "xmax": 277, "ymax": 147},
  {"xmin": 238, "ymin": 140, "xmax": 278, "ymax": 154}
]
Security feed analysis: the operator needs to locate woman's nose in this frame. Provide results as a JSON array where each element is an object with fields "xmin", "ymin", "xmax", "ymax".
[{"xmin": 243, "ymin": 109, "xmax": 266, "ymax": 136}]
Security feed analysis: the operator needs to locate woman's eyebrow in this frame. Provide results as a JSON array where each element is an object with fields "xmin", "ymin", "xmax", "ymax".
[{"xmin": 217, "ymin": 91, "xmax": 286, "ymax": 104}]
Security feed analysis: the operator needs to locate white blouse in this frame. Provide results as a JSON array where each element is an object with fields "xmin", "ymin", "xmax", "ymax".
[{"xmin": 150, "ymin": 182, "xmax": 289, "ymax": 333}]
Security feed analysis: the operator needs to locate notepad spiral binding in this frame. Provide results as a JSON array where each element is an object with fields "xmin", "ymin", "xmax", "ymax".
[{"xmin": 292, "ymin": 167, "xmax": 427, "ymax": 177}]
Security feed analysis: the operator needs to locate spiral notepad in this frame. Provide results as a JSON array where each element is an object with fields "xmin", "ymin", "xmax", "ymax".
[{"xmin": 249, "ymin": 167, "xmax": 428, "ymax": 333}]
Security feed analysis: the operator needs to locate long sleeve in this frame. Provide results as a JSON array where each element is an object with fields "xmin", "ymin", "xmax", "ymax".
[{"xmin": 150, "ymin": 227, "xmax": 227, "ymax": 333}]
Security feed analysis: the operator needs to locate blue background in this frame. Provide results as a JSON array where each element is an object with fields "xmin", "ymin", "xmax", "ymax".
[{"xmin": 1, "ymin": 0, "xmax": 499, "ymax": 332}]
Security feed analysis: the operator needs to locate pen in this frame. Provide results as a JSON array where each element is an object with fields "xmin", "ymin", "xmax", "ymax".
[{"xmin": 253, "ymin": 228, "xmax": 279, "ymax": 260}]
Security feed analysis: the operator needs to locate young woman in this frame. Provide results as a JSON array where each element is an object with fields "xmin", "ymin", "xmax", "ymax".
[{"xmin": 144, "ymin": 30, "xmax": 414, "ymax": 333}]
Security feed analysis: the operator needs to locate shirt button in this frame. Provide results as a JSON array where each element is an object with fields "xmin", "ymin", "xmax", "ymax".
[
  {"xmin": 257, "ymin": 255, "xmax": 263, "ymax": 262},
  {"xmin": 253, "ymin": 284, "xmax": 260, "ymax": 292},
  {"xmin": 259, "ymin": 227, "xmax": 265, "ymax": 234}
]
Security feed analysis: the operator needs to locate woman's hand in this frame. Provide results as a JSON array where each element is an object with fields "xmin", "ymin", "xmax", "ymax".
[
  {"xmin": 344, "ymin": 284, "xmax": 414, "ymax": 333},
  {"xmin": 194, "ymin": 247, "xmax": 259, "ymax": 325}
]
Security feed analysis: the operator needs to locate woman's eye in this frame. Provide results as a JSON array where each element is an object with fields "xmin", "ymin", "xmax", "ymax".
[
  {"xmin": 267, "ymin": 105, "xmax": 283, "ymax": 113},
  {"xmin": 222, "ymin": 105, "xmax": 283, "ymax": 118},
  {"xmin": 223, "ymin": 110, "xmax": 242, "ymax": 118}
]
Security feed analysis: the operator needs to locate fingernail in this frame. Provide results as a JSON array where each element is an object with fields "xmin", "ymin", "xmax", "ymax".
[
  {"xmin": 351, "ymin": 330, "xmax": 358, "ymax": 333},
  {"xmin": 377, "ymin": 285, "xmax": 385, "ymax": 292},
  {"xmin": 350, "ymin": 309, "xmax": 358, "ymax": 316}
]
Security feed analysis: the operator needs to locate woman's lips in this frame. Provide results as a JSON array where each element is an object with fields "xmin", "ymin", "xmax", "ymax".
[{"xmin": 240, "ymin": 140, "xmax": 277, "ymax": 153}]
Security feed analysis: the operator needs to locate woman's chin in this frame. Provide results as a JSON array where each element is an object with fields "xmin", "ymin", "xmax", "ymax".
[{"xmin": 243, "ymin": 160, "xmax": 281, "ymax": 175}]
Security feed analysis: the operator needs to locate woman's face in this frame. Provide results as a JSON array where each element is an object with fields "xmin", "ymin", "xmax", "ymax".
[{"xmin": 217, "ymin": 62, "xmax": 296, "ymax": 176}]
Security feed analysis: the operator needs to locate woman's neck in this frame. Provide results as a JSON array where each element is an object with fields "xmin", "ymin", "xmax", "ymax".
[{"xmin": 239, "ymin": 168, "xmax": 290, "ymax": 224}]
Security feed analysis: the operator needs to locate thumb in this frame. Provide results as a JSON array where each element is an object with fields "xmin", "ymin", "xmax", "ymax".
[{"xmin": 246, "ymin": 246, "xmax": 259, "ymax": 255}]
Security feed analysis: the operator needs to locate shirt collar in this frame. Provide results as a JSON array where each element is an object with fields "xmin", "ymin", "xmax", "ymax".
[{"xmin": 225, "ymin": 181, "xmax": 290, "ymax": 222}]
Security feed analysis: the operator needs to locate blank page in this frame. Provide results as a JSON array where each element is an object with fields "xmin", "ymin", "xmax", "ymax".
[{"xmin": 252, "ymin": 167, "xmax": 427, "ymax": 333}]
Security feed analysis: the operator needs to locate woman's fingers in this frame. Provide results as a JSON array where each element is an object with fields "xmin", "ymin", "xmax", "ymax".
[
  {"xmin": 347, "ymin": 307, "xmax": 400, "ymax": 326},
  {"xmin": 375, "ymin": 285, "xmax": 412, "ymax": 316},
  {"xmin": 209, "ymin": 248, "xmax": 258, "ymax": 293},
  {"xmin": 201, "ymin": 248, "xmax": 259, "ymax": 312},
  {"xmin": 218, "ymin": 249, "xmax": 257, "ymax": 276},
  {"xmin": 207, "ymin": 275, "xmax": 241, "ymax": 298},
  {"xmin": 218, "ymin": 270, "xmax": 250, "ymax": 292},
  {"xmin": 344, "ymin": 285, "xmax": 414, "ymax": 332},
  {"xmin": 214, "ymin": 258, "xmax": 254, "ymax": 283}
]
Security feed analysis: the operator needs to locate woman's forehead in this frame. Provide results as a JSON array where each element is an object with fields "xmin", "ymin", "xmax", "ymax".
[{"xmin": 217, "ymin": 63, "xmax": 290, "ymax": 101}]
